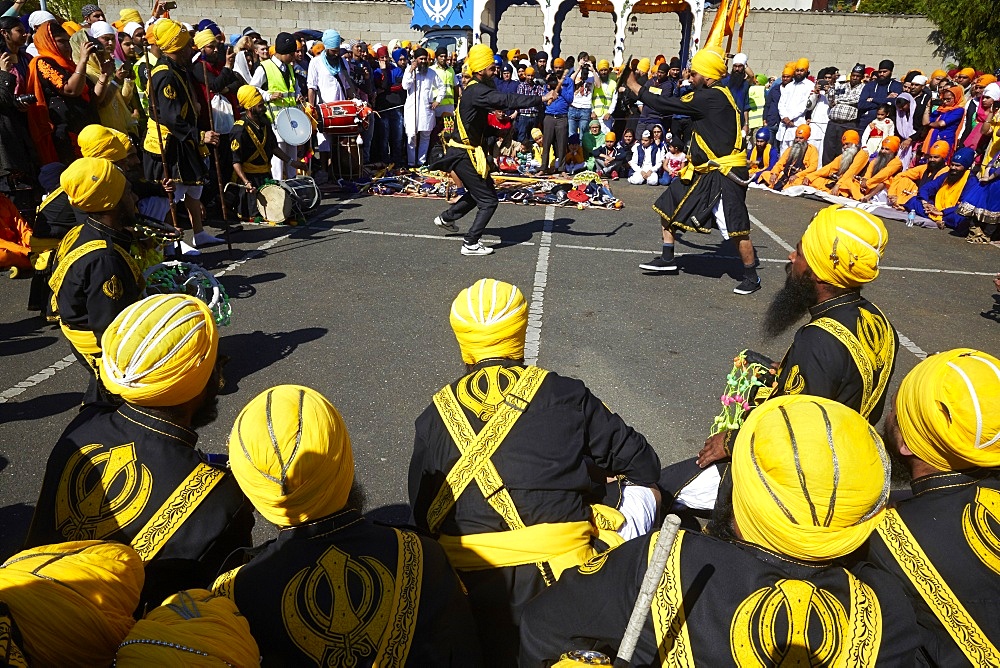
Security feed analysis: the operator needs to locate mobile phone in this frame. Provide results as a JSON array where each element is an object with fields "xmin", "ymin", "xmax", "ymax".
[{"xmin": 162, "ymin": 1, "xmax": 177, "ymax": 10}]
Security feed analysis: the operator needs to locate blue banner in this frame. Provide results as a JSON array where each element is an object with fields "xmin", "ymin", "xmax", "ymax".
[{"xmin": 410, "ymin": 0, "xmax": 473, "ymax": 29}]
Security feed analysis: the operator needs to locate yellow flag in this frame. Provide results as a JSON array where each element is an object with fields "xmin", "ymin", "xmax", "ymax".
[{"xmin": 705, "ymin": 0, "xmax": 730, "ymax": 48}]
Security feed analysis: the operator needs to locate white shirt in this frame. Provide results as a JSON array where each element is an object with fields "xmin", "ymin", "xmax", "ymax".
[
  {"xmin": 401, "ymin": 66, "xmax": 443, "ymax": 135},
  {"xmin": 572, "ymin": 71, "xmax": 595, "ymax": 110},
  {"xmin": 777, "ymin": 78, "xmax": 812, "ymax": 142},
  {"xmin": 307, "ymin": 54, "xmax": 352, "ymax": 104},
  {"xmin": 629, "ymin": 142, "xmax": 662, "ymax": 173}
]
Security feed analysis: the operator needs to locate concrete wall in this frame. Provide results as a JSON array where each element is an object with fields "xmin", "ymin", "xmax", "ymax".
[{"xmin": 102, "ymin": 1, "xmax": 945, "ymax": 77}]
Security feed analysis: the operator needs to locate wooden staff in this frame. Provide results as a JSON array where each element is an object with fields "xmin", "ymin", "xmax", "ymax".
[
  {"xmin": 139, "ymin": 42, "xmax": 181, "ymax": 254},
  {"xmin": 202, "ymin": 58, "xmax": 233, "ymax": 257}
]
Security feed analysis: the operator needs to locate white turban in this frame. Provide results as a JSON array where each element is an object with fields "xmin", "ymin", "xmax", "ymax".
[
  {"xmin": 912, "ymin": 74, "xmax": 928, "ymax": 85},
  {"xmin": 88, "ymin": 21, "xmax": 116, "ymax": 38},
  {"xmin": 28, "ymin": 10, "xmax": 56, "ymax": 30},
  {"xmin": 733, "ymin": 53, "xmax": 748, "ymax": 66},
  {"xmin": 123, "ymin": 22, "xmax": 143, "ymax": 38}
]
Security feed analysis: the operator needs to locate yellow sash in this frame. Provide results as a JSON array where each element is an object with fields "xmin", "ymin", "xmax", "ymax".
[
  {"xmin": 446, "ymin": 80, "xmax": 489, "ymax": 178},
  {"xmin": 682, "ymin": 85, "xmax": 747, "ymax": 182},
  {"xmin": 876, "ymin": 509, "xmax": 1000, "ymax": 666},
  {"xmin": 233, "ymin": 119, "xmax": 271, "ymax": 174}
]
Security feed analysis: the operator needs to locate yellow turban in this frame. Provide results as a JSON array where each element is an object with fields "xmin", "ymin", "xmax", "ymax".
[
  {"xmin": 116, "ymin": 589, "xmax": 260, "ymax": 667},
  {"xmin": 229, "ymin": 385, "xmax": 355, "ymax": 526},
  {"xmin": 597, "ymin": 59, "xmax": 610, "ymax": 71},
  {"xmin": 152, "ymin": 19, "xmax": 190, "ymax": 54},
  {"xmin": 690, "ymin": 46, "xmax": 727, "ymax": 81},
  {"xmin": 896, "ymin": 349, "xmax": 1000, "ymax": 471},
  {"xmin": 931, "ymin": 68, "xmax": 946, "ymax": 79},
  {"xmin": 732, "ymin": 395, "xmax": 890, "ymax": 562},
  {"xmin": 782, "ymin": 62, "xmax": 795, "ymax": 76},
  {"xmin": 467, "ymin": 43, "xmax": 495, "ymax": 73},
  {"xmin": 960, "ymin": 67, "xmax": 975, "ymax": 78},
  {"xmin": 119, "ymin": 8, "xmax": 143, "ymax": 25},
  {"xmin": 796, "ymin": 57, "xmax": 810, "ymax": 70},
  {"xmin": 193, "ymin": 29, "xmax": 216, "ymax": 50},
  {"xmin": 637, "ymin": 57, "xmax": 650, "ymax": 74},
  {"xmin": 0, "ymin": 541, "xmax": 144, "ymax": 667},
  {"xmin": 237, "ymin": 84, "xmax": 264, "ymax": 110},
  {"xmin": 450, "ymin": 278, "xmax": 529, "ymax": 365},
  {"xmin": 62, "ymin": 21, "xmax": 82, "ymax": 36},
  {"xmin": 61, "ymin": 157, "xmax": 126, "ymax": 213},
  {"xmin": 78, "ymin": 124, "xmax": 131, "ymax": 162},
  {"xmin": 101, "ymin": 294, "xmax": 219, "ymax": 407},
  {"xmin": 401, "ymin": 40, "xmax": 412, "ymax": 49},
  {"xmin": 800, "ymin": 205, "xmax": 887, "ymax": 289}
]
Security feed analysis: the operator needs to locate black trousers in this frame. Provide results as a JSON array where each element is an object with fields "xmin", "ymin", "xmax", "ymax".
[
  {"xmin": 825, "ymin": 120, "xmax": 857, "ymax": 165},
  {"xmin": 541, "ymin": 114, "xmax": 567, "ymax": 172},
  {"xmin": 441, "ymin": 154, "xmax": 498, "ymax": 246}
]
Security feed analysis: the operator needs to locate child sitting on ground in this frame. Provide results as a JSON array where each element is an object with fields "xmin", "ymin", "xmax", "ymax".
[{"xmin": 659, "ymin": 141, "xmax": 687, "ymax": 185}]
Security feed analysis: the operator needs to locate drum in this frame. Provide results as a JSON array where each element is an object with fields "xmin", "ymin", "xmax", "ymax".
[
  {"xmin": 274, "ymin": 107, "xmax": 313, "ymax": 146},
  {"xmin": 282, "ymin": 177, "xmax": 320, "ymax": 211},
  {"xmin": 257, "ymin": 183, "xmax": 294, "ymax": 223},
  {"xmin": 318, "ymin": 100, "xmax": 362, "ymax": 135}
]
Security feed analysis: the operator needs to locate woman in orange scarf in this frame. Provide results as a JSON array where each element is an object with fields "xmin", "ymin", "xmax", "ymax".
[
  {"xmin": 25, "ymin": 22, "xmax": 105, "ymax": 164},
  {"xmin": 922, "ymin": 85, "xmax": 966, "ymax": 157}
]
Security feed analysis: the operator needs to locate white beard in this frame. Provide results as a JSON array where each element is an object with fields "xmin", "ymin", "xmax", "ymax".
[
  {"xmin": 788, "ymin": 141, "xmax": 807, "ymax": 166},
  {"xmin": 838, "ymin": 145, "xmax": 859, "ymax": 177}
]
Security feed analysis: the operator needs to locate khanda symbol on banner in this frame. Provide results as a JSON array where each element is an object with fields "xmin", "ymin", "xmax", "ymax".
[
  {"xmin": 963, "ymin": 487, "xmax": 1000, "ymax": 576},
  {"xmin": 422, "ymin": 0, "xmax": 453, "ymax": 23},
  {"xmin": 54, "ymin": 443, "xmax": 153, "ymax": 541},
  {"xmin": 282, "ymin": 544, "xmax": 395, "ymax": 666}
]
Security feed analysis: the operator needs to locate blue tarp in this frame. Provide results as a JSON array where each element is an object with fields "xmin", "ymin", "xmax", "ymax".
[{"xmin": 410, "ymin": 0, "xmax": 473, "ymax": 29}]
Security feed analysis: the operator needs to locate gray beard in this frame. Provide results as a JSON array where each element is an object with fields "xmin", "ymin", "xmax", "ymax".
[
  {"xmin": 788, "ymin": 141, "xmax": 807, "ymax": 167},
  {"xmin": 838, "ymin": 145, "xmax": 859, "ymax": 177},
  {"xmin": 870, "ymin": 152, "xmax": 892, "ymax": 176}
]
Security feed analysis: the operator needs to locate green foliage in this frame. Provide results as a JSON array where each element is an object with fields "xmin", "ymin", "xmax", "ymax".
[
  {"xmin": 923, "ymin": 0, "xmax": 999, "ymax": 72},
  {"xmin": 17, "ymin": 0, "xmax": 91, "ymax": 23},
  {"xmin": 856, "ymin": 0, "xmax": 926, "ymax": 14}
]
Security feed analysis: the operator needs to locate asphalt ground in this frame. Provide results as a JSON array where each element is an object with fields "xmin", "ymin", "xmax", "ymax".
[{"xmin": 1, "ymin": 183, "xmax": 998, "ymax": 555}]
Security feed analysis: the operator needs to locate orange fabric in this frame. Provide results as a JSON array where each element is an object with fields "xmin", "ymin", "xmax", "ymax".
[
  {"xmin": 846, "ymin": 156, "xmax": 902, "ymax": 200},
  {"xmin": 929, "ymin": 140, "xmax": 951, "ymax": 158},
  {"xmin": 888, "ymin": 165, "xmax": 946, "ymax": 206},
  {"xmin": 805, "ymin": 149, "xmax": 869, "ymax": 193},
  {"xmin": 760, "ymin": 144, "xmax": 818, "ymax": 187},
  {"xmin": 842, "ymin": 129, "xmax": 860, "ymax": 145},
  {"xmin": 882, "ymin": 135, "xmax": 900, "ymax": 152},
  {"xmin": 27, "ymin": 23, "xmax": 88, "ymax": 164},
  {"xmin": 0, "ymin": 194, "xmax": 31, "ymax": 269},
  {"xmin": 937, "ymin": 85, "xmax": 965, "ymax": 113}
]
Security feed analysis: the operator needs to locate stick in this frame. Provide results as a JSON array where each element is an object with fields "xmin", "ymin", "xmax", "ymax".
[
  {"xmin": 140, "ymin": 43, "xmax": 181, "ymax": 254},
  {"xmin": 202, "ymin": 59, "xmax": 233, "ymax": 257},
  {"xmin": 613, "ymin": 514, "xmax": 682, "ymax": 668}
]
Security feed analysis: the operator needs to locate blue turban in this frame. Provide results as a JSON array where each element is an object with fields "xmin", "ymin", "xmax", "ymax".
[
  {"xmin": 392, "ymin": 48, "xmax": 407, "ymax": 62},
  {"xmin": 322, "ymin": 29, "xmax": 342, "ymax": 50},
  {"xmin": 38, "ymin": 162, "xmax": 66, "ymax": 194},
  {"xmin": 952, "ymin": 147, "xmax": 975, "ymax": 169},
  {"xmin": 754, "ymin": 127, "xmax": 771, "ymax": 141},
  {"xmin": 197, "ymin": 19, "xmax": 220, "ymax": 35}
]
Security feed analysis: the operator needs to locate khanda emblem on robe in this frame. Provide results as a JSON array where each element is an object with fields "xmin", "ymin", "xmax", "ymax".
[
  {"xmin": 54, "ymin": 443, "xmax": 153, "ymax": 541},
  {"xmin": 729, "ymin": 579, "xmax": 851, "ymax": 667},
  {"xmin": 457, "ymin": 365, "xmax": 524, "ymax": 422},
  {"xmin": 857, "ymin": 309, "xmax": 893, "ymax": 369},
  {"xmin": 963, "ymin": 487, "xmax": 1000, "ymax": 576},
  {"xmin": 282, "ymin": 544, "xmax": 395, "ymax": 666}
]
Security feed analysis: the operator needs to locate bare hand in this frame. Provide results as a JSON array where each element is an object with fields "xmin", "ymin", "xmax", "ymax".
[
  {"xmin": 79, "ymin": 41, "xmax": 97, "ymax": 62},
  {"xmin": 542, "ymin": 90, "xmax": 558, "ymax": 104},
  {"xmin": 830, "ymin": 185, "xmax": 841, "ymax": 197},
  {"xmin": 203, "ymin": 131, "xmax": 220, "ymax": 146},
  {"xmin": 0, "ymin": 53, "xmax": 10, "ymax": 73},
  {"xmin": 226, "ymin": 50, "xmax": 236, "ymax": 68},
  {"xmin": 243, "ymin": 182, "xmax": 256, "ymax": 194},
  {"xmin": 161, "ymin": 178, "xmax": 175, "ymax": 194},
  {"xmin": 993, "ymin": 273, "xmax": 1000, "ymax": 292},
  {"xmin": 269, "ymin": 92, "xmax": 283, "ymax": 101},
  {"xmin": 697, "ymin": 432, "xmax": 729, "ymax": 468}
]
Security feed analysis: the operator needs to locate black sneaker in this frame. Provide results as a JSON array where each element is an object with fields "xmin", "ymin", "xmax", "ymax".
[
  {"xmin": 733, "ymin": 276, "xmax": 762, "ymax": 295},
  {"xmin": 639, "ymin": 256, "xmax": 678, "ymax": 272}
]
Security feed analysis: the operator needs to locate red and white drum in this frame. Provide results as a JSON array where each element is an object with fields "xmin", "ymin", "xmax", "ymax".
[{"xmin": 318, "ymin": 100, "xmax": 367, "ymax": 135}]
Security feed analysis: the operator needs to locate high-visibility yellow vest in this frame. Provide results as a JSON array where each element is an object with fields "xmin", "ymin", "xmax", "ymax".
[
  {"xmin": 748, "ymin": 85, "xmax": 766, "ymax": 130},
  {"xmin": 261, "ymin": 59, "xmax": 296, "ymax": 122}
]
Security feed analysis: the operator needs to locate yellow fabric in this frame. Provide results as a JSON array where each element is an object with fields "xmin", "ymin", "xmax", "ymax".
[
  {"xmin": 60, "ymin": 157, "xmax": 126, "ymax": 213},
  {"xmin": 597, "ymin": 59, "xmax": 610, "ymax": 70},
  {"xmin": 152, "ymin": 19, "xmax": 190, "ymax": 54},
  {"xmin": 0, "ymin": 540, "xmax": 143, "ymax": 668},
  {"xmin": 101, "ymin": 294, "xmax": 219, "ymax": 407},
  {"xmin": 691, "ymin": 46, "xmax": 727, "ymax": 81},
  {"xmin": 933, "ymin": 170, "xmax": 970, "ymax": 217},
  {"xmin": 450, "ymin": 278, "xmax": 528, "ymax": 365},
  {"xmin": 637, "ymin": 58, "xmax": 650, "ymax": 74},
  {"xmin": 959, "ymin": 67, "xmax": 975, "ymax": 78},
  {"xmin": 116, "ymin": 589, "xmax": 260, "ymax": 667},
  {"xmin": 78, "ymin": 124, "xmax": 131, "ymax": 162},
  {"xmin": 796, "ymin": 57, "xmax": 810, "ymax": 70},
  {"xmin": 229, "ymin": 384, "xmax": 355, "ymax": 526},
  {"xmin": 61, "ymin": 323, "xmax": 102, "ymax": 355},
  {"xmin": 237, "ymin": 84, "xmax": 263, "ymax": 110},
  {"xmin": 896, "ymin": 348, "xmax": 1000, "ymax": 471},
  {"xmin": 62, "ymin": 21, "xmax": 81, "ymax": 36},
  {"xmin": 782, "ymin": 62, "xmax": 795, "ymax": 76},
  {"xmin": 119, "ymin": 8, "xmax": 143, "ymax": 25},
  {"xmin": 466, "ymin": 43, "xmax": 495, "ymax": 73},
  {"xmin": 801, "ymin": 205, "xmax": 887, "ymax": 288},
  {"xmin": 732, "ymin": 395, "xmax": 890, "ymax": 562},
  {"xmin": 193, "ymin": 29, "xmax": 216, "ymax": 50},
  {"xmin": 438, "ymin": 520, "xmax": 599, "ymax": 578}
]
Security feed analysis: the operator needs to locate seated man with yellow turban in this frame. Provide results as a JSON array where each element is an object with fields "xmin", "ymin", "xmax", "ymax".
[
  {"xmin": 844, "ymin": 135, "xmax": 903, "ymax": 203},
  {"xmin": 214, "ymin": 384, "xmax": 481, "ymax": 666},
  {"xmin": 794, "ymin": 129, "xmax": 868, "ymax": 194},
  {"xmin": 26, "ymin": 294, "xmax": 254, "ymax": 610},
  {"xmin": 409, "ymin": 278, "xmax": 662, "ymax": 666},
  {"xmin": 887, "ymin": 139, "xmax": 949, "ymax": 209},
  {"xmin": 864, "ymin": 349, "xmax": 1000, "ymax": 665},
  {"xmin": 520, "ymin": 395, "xmax": 919, "ymax": 666},
  {"xmin": 757, "ymin": 124, "xmax": 818, "ymax": 191},
  {"xmin": 116, "ymin": 589, "xmax": 259, "ymax": 666},
  {"xmin": 48, "ymin": 156, "xmax": 143, "ymax": 404},
  {"xmin": 0, "ymin": 540, "xmax": 144, "ymax": 667}
]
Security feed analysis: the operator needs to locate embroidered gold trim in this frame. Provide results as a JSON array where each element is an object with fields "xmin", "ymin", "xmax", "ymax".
[
  {"xmin": 649, "ymin": 530, "xmax": 694, "ymax": 667},
  {"xmin": 374, "ymin": 529, "xmax": 423, "ymax": 667},
  {"xmin": 211, "ymin": 565, "xmax": 242, "ymax": 600}
]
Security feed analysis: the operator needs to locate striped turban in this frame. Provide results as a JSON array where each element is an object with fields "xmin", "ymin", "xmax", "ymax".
[{"xmin": 450, "ymin": 278, "xmax": 529, "ymax": 365}]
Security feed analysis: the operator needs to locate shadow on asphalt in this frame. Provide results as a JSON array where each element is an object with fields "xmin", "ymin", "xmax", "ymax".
[
  {"xmin": 219, "ymin": 272, "xmax": 287, "ymax": 300},
  {"xmin": 219, "ymin": 327, "xmax": 328, "ymax": 394},
  {"xmin": 2, "ymin": 316, "xmax": 60, "ymax": 357},
  {"xmin": 0, "ymin": 503, "xmax": 34, "ymax": 561},
  {"xmin": 0, "ymin": 392, "xmax": 82, "ymax": 424}
]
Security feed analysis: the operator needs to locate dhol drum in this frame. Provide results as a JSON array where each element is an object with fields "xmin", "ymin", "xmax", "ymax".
[
  {"xmin": 318, "ymin": 100, "xmax": 368, "ymax": 136},
  {"xmin": 257, "ymin": 183, "xmax": 294, "ymax": 223},
  {"xmin": 274, "ymin": 107, "xmax": 313, "ymax": 146},
  {"xmin": 281, "ymin": 177, "xmax": 320, "ymax": 211}
]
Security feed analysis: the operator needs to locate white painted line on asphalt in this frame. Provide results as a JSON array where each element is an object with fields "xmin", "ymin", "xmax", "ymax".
[
  {"xmin": 524, "ymin": 206, "xmax": 555, "ymax": 366},
  {"xmin": 337, "ymin": 229, "xmax": 528, "ymax": 245},
  {"xmin": 0, "ymin": 354, "xmax": 75, "ymax": 404},
  {"xmin": 749, "ymin": 213, "xmax": 796, "ymax": 253},
  {"xmin": 897, "ymin": 334, "xmax": 929, "ymax": 359}
]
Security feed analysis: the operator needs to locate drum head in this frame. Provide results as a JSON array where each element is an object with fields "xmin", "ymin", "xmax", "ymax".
[
  {"xmin": 258, "ymin": 184, "xmax": 294, "ymax": 222},
  {"xmin": 275, "ymin": 108, "xmax": 313, "ymax": 146}
]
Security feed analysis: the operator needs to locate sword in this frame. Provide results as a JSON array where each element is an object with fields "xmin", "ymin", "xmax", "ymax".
[{"xmin": 707, "ymin": 160, "xmax": 751, "ymax": 187}]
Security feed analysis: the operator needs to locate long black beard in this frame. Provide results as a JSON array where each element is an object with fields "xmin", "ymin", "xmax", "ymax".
[
  {"xmin": 417, "ymin": 63, "xmax": 428, "ymax": 75},
  {"xmin": 882, "ymin": 423, "xmax": 913, "ymax": 486},
  {"xmin": 762, "ymin": 266, "xmax": 819, "ymax": 339},
  {"xmin": 945, "ymin": 169, "xmax": 965, "ymax": 185},
  {"xmin": 346, "ymin": 480, "xmax": 367, "ymax": 512},
  {"xmin": 870, "ymin": 152, "xmax": 892, "ymax": 176},
  {"xmin": 729, "ymin": 70, "xmax": 746, "ymax": 87},
  {"xmin": 190, "ymin": 394, "xmax": 219, "ymax": 429}
]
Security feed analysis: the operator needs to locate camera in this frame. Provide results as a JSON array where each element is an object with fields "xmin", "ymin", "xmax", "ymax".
[
  {"xmin": 14, "ymin": 94, "xmax": 35, "ymax": 105},
  {"xmin": 162, "ymin": 1, "xmax": 177, "ymax": 10}
]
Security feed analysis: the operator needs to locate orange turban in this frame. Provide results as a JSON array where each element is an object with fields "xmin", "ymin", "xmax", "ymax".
[
  {"xmin": 794, "ymin": 124, "xmax": 811, "ymax": 140},
  {"xmin": 842, "ymin": 129, "xmax": 860, "ymax": 145},
  {"xmin": 929, "ymin": 140, "xmax": 951, "ymax": 158},
  {"xmin": 978, "ymin": 74, "xmax": 997, "ymax": 87},
  {"xmin": 959, "ymin": 67, "xmax": 975, "ymax": 78},
  {"xmin": 931, "ymin": 69, "xmax": 946, "ymax": 79},
  {"xmin": 882, "ymin": 135, "xmax": 900, "ymax": 152},
  {"xmin": 796, "ymin": 58, "xmax": 809, "ymax": 70}
]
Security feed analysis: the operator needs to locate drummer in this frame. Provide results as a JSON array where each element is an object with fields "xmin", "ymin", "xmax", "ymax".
[
  {"xmin": 250, "ymin": 32, "xmax": 305, "ymax": 180},
  {"xmin": 306, "ymin": 29, "xmax": 357, "ymax": 180},
  {"xmin": 231, "ymin": 85, "xmax": 306, "ymax": 220}
]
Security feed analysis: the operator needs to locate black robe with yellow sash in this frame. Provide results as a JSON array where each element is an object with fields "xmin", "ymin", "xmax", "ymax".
[
  {"xmin": 640, "ymin": 84, "xmax": 751, "ymax": 237},
  {"xmin": 26, "ymin": 402, "xmax": 254, "ymax": 611},
  {"xmin": 229, "ymin": 116, "xmax": 277, "ymax": 219},
  {"xmin": 142, "ymin": 56, "xmax": 209, "ymax": 185},
  {"xmin": 520, "ymin": 529, "xmax": 919, "ymax": 667},
  {"xmin": 866, "ymin": 469, "xmax": 1000, "ymax": 666},
  {"xmin": 211, "ymin": 508, "xmax": 482, "ymax": 667},
  {"xmin": 409, "ymin": 359, "xmax": 661, "ymax": 666}
]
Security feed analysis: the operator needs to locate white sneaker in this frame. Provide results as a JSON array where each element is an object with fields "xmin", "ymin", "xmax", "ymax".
[
  {"xmin": 193, "ymin": 231, "xmax": 224, "ymax": 247},
  {"xmin": 180, "ymin": 241, "xmax": 200, "ymax": 256},
  {"xmin": 461, "ymin": 242, "xmax": 494, "ymax": 256},
  {"xmin": 434, "ymin": 216, "xmax": 459, "ymax": 233}
]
